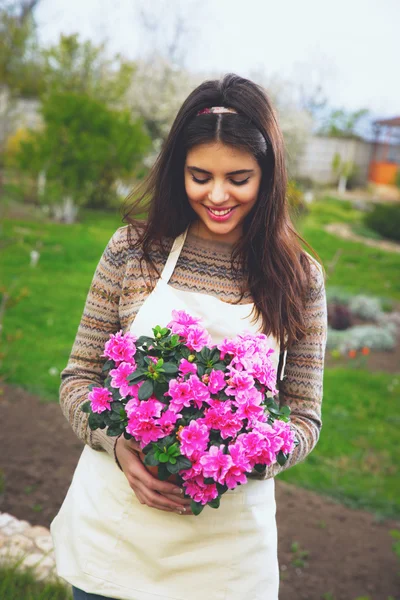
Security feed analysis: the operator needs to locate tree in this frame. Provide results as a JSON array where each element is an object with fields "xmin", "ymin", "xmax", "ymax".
[
  {"xmin": 41, "ymin": 33, "xmax": 135, "ymax": 107},
  {"xmin": 319, "ymin": 107, "xmax": 369, "ymax": 139},
  {"xmin": 331, "ymin": 152, "xmax": 357, "ymax": 193},
  {"xmin": 16, "ymin": 91, "xmax": 151, "ymax": 220},
  {"xmin": 0, "ymin": 0, "xmax": 42, "ymax": 97}
]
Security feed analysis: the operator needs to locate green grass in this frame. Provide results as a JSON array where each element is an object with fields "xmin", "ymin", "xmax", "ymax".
[
  {"xmin": 0, "ymin": 563, "xmax": 72, "ymax": 600},
  {"xmin": 277, "ymin": 368, "xmax": 400, "ymax": 519},
  {"xmin": 1, "ymin": 196, "xmax": 399, "ymax": 518},
  {"xmin": 297, "ymin": 196, "xmax": 400, "ymax": 300},
  {"xmin": 0, "ymin": 208, "xmax": 124, "ymax": 400}
]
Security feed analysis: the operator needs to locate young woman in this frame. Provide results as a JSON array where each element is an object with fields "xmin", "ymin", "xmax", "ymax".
[{"xmin": 51, "ymin": 73, "xmax": 327, "ymax": 600}]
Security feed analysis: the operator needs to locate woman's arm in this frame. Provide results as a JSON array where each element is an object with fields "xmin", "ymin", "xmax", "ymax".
[
  {"xmin": 59, "ymin": 226, "xmax": 129, "ymax": 457},
  {"xmin": 256, "ymin": 258, "xmax": 328, "ymax": 480}
]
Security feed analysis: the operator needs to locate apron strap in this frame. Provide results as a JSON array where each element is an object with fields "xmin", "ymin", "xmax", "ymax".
[{"xmin": 161, "ymin": 227, "xmax": 189, "ymax": 283}]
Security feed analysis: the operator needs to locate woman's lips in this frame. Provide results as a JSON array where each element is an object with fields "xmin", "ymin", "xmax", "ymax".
[{"xmin": 204, "ymin": 205, "xmax": 238, "ymax": 222}]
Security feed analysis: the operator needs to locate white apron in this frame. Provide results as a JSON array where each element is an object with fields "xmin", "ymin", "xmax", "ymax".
[{"xmin": 51, "ymin": 227, "xmax": 287, "ymax": 600}]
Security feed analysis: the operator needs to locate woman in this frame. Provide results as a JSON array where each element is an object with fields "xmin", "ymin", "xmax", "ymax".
[{"xmin": 51, "ymin": 73, "xmax": 328, "ymax": 600}]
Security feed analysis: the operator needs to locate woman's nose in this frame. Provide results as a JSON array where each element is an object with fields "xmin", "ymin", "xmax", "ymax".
[{"xmin": 208, "ymin": 184, "xmax": 229, "ymax": 204}]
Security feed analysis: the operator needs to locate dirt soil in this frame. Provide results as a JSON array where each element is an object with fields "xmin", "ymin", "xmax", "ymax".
[{"xmin": 0, "ymin": 383, "xmax": 399, "ymax": 600}]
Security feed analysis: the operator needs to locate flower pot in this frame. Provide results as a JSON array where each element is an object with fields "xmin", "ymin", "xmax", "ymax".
[{"xmin": 138, "ymin": 451, "xmax": 178, "ymax": 484}]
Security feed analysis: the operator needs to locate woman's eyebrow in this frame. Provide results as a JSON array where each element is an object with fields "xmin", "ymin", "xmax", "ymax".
[{"xmin": 186, "ymin": 166, "xmax": 255, "ymax": 175}]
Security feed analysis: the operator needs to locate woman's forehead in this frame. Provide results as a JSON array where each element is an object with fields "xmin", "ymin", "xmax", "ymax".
[{"xmin": 185, "ymin": 142, "xmax": 258, "ymax": 169}]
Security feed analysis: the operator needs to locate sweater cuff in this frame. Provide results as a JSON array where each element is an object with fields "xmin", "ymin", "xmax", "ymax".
[{"xmin": 91, "ymin": 428, "xmax": 119, "ymax": 457}]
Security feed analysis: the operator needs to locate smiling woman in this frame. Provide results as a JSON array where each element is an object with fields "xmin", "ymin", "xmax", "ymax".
[
  {"xmin": 52, "ymin": 73, "xmax": 327, "ymax": 600},
  {"xmin": 184, "ymin": 142, "xmax": 262, "ymax": 242}
]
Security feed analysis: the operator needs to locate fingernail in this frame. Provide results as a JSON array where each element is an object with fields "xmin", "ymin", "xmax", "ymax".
[
  {"xmin": 173, "ymin": 488, "xmax": 183, "ymax": 494},
  {"xmin": 175, "ymin": 508, "xmax": 183, "ymax": 514}
]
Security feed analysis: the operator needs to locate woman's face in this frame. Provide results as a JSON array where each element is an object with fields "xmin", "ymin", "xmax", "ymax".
[{"xmin": 184, "ymin": 142, "xmax": 262, "ymax": 243}]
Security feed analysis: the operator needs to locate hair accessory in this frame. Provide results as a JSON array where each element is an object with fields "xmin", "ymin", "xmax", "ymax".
[{"xmin": 197, "ymin": 106, "xmax": 238, "ymax": 116}]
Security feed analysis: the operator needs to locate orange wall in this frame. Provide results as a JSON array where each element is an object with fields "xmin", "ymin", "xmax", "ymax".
[{"xmin": 368, "ymin": 161, "xmax": 399, "ymax": 185}]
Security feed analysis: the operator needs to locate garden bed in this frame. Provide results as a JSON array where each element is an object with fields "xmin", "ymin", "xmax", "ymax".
[{"xmin": 0, "ymin": 383, "xmax": 399, "ymax": 600}]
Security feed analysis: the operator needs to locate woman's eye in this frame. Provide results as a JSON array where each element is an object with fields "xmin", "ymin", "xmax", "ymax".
[
  {"xmin": 231, "ymin": 178, "xmax": 250, "ymax": 186},
  {"xmin": 191, "ymin": 175, "xmax": 210, "ymax": 184}
]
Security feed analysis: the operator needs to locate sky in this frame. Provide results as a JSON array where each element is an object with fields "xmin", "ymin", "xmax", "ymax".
[{"xmin": 35, "ymin": 0, "xmax": 399, "ymax": 121}]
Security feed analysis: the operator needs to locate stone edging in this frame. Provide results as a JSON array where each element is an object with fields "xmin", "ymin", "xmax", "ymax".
[{"xmin": 0, "ymin": 511, "xmax": 67, "ymax": 586}]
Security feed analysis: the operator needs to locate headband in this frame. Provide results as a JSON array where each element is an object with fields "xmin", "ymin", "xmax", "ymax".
[{"xmin": 197, "ymin": 106, "xmax": 238, "ymax": 116}]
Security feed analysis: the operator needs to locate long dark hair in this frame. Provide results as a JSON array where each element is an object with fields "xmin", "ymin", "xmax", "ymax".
[{"xmin": 121, "ymin": 73, "xmax": 324, "ymax": 350}]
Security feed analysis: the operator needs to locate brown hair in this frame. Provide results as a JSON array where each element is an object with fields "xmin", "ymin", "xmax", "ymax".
[{"xmin": 121, "ymin": 73, "xmax": 324, "ymax": 351}]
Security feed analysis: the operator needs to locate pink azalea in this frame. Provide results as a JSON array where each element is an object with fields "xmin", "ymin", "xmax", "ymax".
[
  {"xmin": 225, "ymin": 368, "xmax": 255, "ymax": 397},
  {"xmin": 224, "ymin": 442, "xmax": 252, "ymax": 489},
  {"xmin": 109, "ymin": 361, "xmax": 136, "ymax": 398},
  {"xmin": 271, "ymin": 420, "xmax": 296, "ymax": 454},
  {"xmin": 183, "ymin": 475, "xmax": 218, "ymax": 505},
  {"xmin": 88, "ymin": 387, "xmax": 112, "ymax": 413},
  {"xmin": 204, "ymin": 400, "xmax": 233, "ymax": 431},
  {"xmin": 199, "ymin": 444, "xmax": 232, "ymax": 484},
  {"xmin": 236, "ymin": 431, "xmax": 266, "ymax": 467},
  {"xmin": 188, "ymin": 374, "xmax": 211, "ymax": 408},
  {"xmin": 179, "ymin": 358, "xmax": 197, "ymax": 375},
  {"xmin": 158, "ymin": 409, "xmax": 182, "ymax": 436},
  {"xmin": 217, "ymin": 338, "xmax": 238, "ymax": 360},
  {"xmin": 167, "ymin": 379, "xmax": 193, "ymax": 412},
  {"xmin": 186, "ymin": 326, "xmax": 212, "ymax": 352},
  {"xmin": 167, "ymin": 310, "xmax": 202, "ymax": 336},
  {"xmin": 126, "ymin": 418, "xmax": 164, "ymax": 445},
  {"xmin": 208, "ymin": 369, "xmax": 226, "ymax": 394},
  {"xmin": 179, "ymin": 420, "xmax": 209, "ymax": 460},
  {"xmin": 125, "ymin": 397, "xmax": 140, "ymax": 418},
  {"xmin": 102, "ymin": 330, "xmax": 137, "ymax": 365}
]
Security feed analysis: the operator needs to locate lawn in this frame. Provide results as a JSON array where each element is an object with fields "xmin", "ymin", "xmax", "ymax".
[
  {"xmin": 0, "ymin": 564, "xmax": 71, "ymax": 600},
  {"xmin": 1, "ymin": 196, "xmax": 399, "ymax": 518}
]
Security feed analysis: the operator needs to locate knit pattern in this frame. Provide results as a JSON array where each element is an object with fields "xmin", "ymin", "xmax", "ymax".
[{"xmin": 59, "ymin": 224, "xmax": 328, "ymax": 479}]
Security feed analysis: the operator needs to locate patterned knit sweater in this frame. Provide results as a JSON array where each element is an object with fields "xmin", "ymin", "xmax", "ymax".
[{"xmin": 60, "ymin": 223, "xmax": 328, "ymax": 480}]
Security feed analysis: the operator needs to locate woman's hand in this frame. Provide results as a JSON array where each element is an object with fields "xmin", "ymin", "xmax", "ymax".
[{"xmin": 115, "ymin": 436, "xmax": 193, "ymax": 515}]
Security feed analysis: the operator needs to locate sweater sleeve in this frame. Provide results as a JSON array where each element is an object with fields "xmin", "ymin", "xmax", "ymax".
[
  {"xmin": 252, "ymin": 257, "xmax": 328, "ymax": 481},
  {"xmin": 59, "ymin": 226, "xmax": 129, "ymax": 457}
]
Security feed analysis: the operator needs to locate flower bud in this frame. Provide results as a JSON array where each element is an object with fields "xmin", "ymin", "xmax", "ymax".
[{"xmin": 188, "ymin": 354, "xmax": 196, "ymax": 362}]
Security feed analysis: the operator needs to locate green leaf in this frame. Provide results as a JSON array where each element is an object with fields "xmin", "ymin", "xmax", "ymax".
[
  {"xmin": 157, "ymin": 463, "xmax": 171, "ymax": 481},
  {"xmin": 169, "ymin": 457, "xmax": 177, "ymax": 465},
  {"xmin": 153, "ymin": 381, "xmax": 169, "ymax": 401},
  {"xmin": 88, "ymin": 411, "xmax": 104, "ymax": 430},
  {"xmin": 159, "ymin": 453, "xmax": 169, "ymax": 463},
  {"xmin": 80, "ymin": 400, "xmax": 91, "ymax": 413},
  {"xmin": 208, "ymin": 497, "xmax": 220, "ymax": 509},
  {"xmin": 197, "ymin": 364, "xmax": 205, "ymax": 377},
  {"xmin": 276, "ymin": 450, "xmax": 288, "ymax": 466},
  {"xmin": 136, "ymin": 335, "xmax": 154, "ymax": 347},
  {"xmin": 101, "ymin": 359, "xmax": 114, "ymax": 373},
  {"xmin": 162, "ymin": 362, "xmax": 179, "ymax": 374},
  {"xmin": 176, "ymin": 456, "xmax": 192, "ymax": 470},
  {"xmin": 212, "ymin": 361, "xmax": 226, "ymax": 371},
  {"xmin": 138, "ymin": 379, "xmax": 154, "ymax": 400},
  {"xmin": 144, "ymin": 451, "xmax": 160, "ymax": 467},
  {"xmin": 107, "ymin": 424, "xmax": 124, "ymax": 437},
  {"xmin": 203, "ymin": 477, "xmax": 215, "ymax": 485},
  {"xmin": 253, "ymin": 463, "xmax": 267, "ymax": 473},
  {"xmin": 127, "ymin": 369, "xmax": 146, "ymax": 382},
  {"xmin": 166, "ymin": 461, "xmax": 181, "ymax": 474},
  {"xmin": 190, "ymin": 500, "xmax": 205, "ymax": 516}
]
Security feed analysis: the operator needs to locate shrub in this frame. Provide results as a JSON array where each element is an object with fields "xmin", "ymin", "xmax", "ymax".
[
  {"xmin": 364, "ymin": 202, "xmax": 400, "ymax": 242},
  {"xmin": 327, "ymin": 303, "xmax": 353, "ymax": 330},
  {"xmin": 327, "ymin": 324, "xmax": 396, "ymax": 353},
  {"xmin": 287, "ymin": 180, "xmax": 308, "ymax": 218},
  {"xmin": 348, "ymin": 295, "xmax": 383, "ymax": 322}
]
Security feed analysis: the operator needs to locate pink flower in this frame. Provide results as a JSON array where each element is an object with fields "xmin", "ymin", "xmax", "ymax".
[
  {"xmin": 167, "ymin": 379, "xmax": 193, "ymax": 412},
  {"xmin": 208, "ymin": 369, "xmax": 226, "ymax": 394},
  {"xmin": 199, "ymin": 444, "xmax": 232, "ymax": 484},
  {"xmin": 102, "ymin": 330, "xmax": 137, "ymax": 365},
  {"xmin": 224, "ymin": 442, "xmax": 252, "ymax": 489},
  {"xmin": 186, "ymin": 326, "xmax": 212, "ymax": 352},
  {"xmin": 271, "ymin": 420, "xmax": 296, "ymax": 454},
  {"xmin": 188, "ymin": 374, "xmax": 211, "ymax": 408},
  {"xmin": 158, "ymin": 409, "xmax": 182, "ymax": 436},
  {"xmin": 179, "ymin": 358, "xmax": 197, "ymax": 375},
  {"xmin": 179, "ymin": 420, "xmax": 209, "ymax": 460},
  {"xmin": 183, "ymin": 476, "xmax": 218, "ymax": 505},
  {"xmin": 125, "ymin": 398, "xmax": 165, "ymax": 445},
  {"xmin": 125, "ymin": 397, "xmax": 140, "ymax": 418},
  {"xmin": 109, "ymin": 361, "xmax": 136, "ymax": 398},
  {"xmin": 167, "ymin": 310, "xmax": 202, "ymax": 336},
  {"xmin": 217, "ymin": 339, "xmax": 238, "ymax": 360},
  {"xmin": 225, "ymin": 368, "xmax": 255, "ymax": 397},
  {"xmin": 233, "ymin": 388, "xmax": 265, "ymax": 426},
  {"xmin": 88, "ymin": 387, "xmax": 112, "ymax": 413}
]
